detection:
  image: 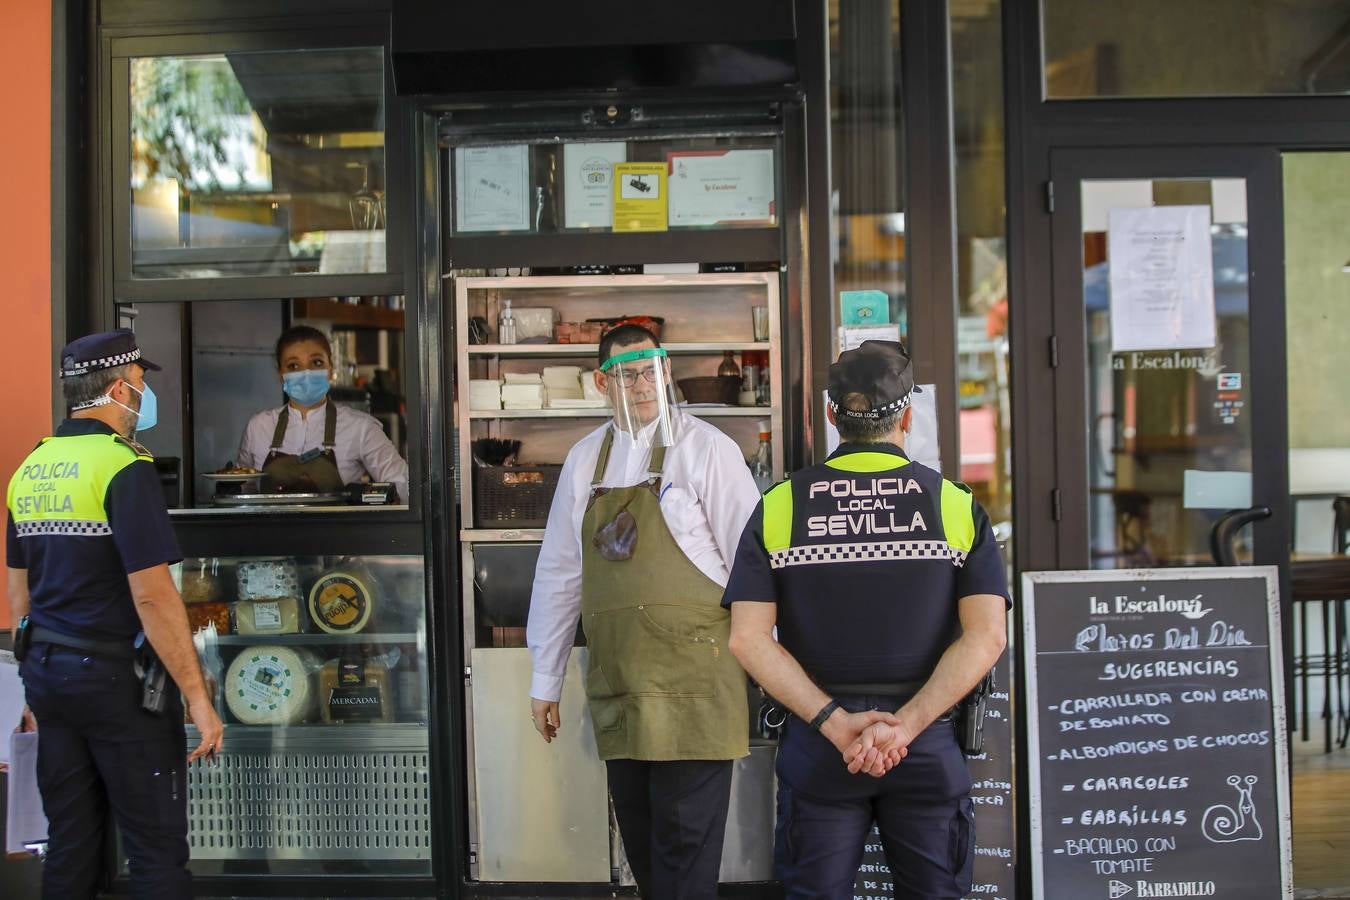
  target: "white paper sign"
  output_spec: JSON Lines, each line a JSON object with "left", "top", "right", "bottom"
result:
{"left": 7, "top": 731, "right": 48, "bottom": 853}
{"left": 0, "top": 653, "right": 22, "bottom": 766}
{"left": 454, "top": 145, "right": 531, "bottom": 233}
{"left": 1107, "top": 205, "right": 1217, "bottom": 352}
{"left": 668, "top": 149, "right": 775, "bottom": 227}
{"left": 838, "top": 324, "right": 902, "bottom": 355}
{"left": 823, "top": 385, "right": 940, "bottom": 472}
{"left": 563, "top": 142, "right": 626, "bottom": 229}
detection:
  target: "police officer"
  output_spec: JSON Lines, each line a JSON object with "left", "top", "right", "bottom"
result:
{"left": 6, "top": 329, "right": 223, "bottom": 899}
{"left": 723, "top": 340, "right": 1009, "bottom": 900}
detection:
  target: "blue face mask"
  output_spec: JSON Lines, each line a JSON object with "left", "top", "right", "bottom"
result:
{"left": 283, "top": 369, "right": 332, "bottom": 406}
{"left": 109, "top": 381, "right": 157, "bottom": 433}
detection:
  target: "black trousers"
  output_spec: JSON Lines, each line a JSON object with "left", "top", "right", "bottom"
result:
{"left": 774, "top": 696, "right": 975, "bottom": 900}
{"left": 20, "top": 644, "right": 192, "bottom": 900}
{"left": 606, "top": 759, "right": 734, "bottom": 900}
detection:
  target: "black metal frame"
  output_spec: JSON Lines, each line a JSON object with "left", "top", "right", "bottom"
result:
{"left": 74, "top": 4, "right": 448, "bottom": 897}
{"left": 1000, "top": 2, "right": 1350, "bottom": 895}
{"left": 899, "top": 0, "right": 961, "bottom": 474}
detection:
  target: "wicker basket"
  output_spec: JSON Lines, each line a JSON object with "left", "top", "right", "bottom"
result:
{"left": 678, "top": 376, "right": 741, "bottom": 405}
{"left": 473, "top": 464, "right": 563, "bottom": 528}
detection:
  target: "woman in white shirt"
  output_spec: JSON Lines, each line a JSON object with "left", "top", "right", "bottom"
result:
{"left": 236, "top": 325, "right": 409, "bottom": 501}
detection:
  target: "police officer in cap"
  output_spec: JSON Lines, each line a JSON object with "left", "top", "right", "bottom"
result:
{"left": 723, "top": 340, "right": 1010, "bottom": 900}
{"left": 6, "top": 329, "right": 223, "bottom": 899}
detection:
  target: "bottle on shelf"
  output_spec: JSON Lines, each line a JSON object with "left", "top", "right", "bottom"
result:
{"left": 748, "top": 421, "right": 774, "bottom": 492}
{"left": 718, "top": 351, "right": 741, "bottom": 378}
{"left": 499, "top": 298, "right": 517, "bottom": 345}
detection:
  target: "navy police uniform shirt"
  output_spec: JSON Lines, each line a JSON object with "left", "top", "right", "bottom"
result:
{"left": 6, "top": 419, "right": 181, "bottom": 639}
{"left": 722, "top": 442, "right": 1009, "bottom": 686}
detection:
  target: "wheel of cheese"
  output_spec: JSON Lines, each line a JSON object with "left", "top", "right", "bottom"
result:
{"left": 308, "top": 570, "right": 376, "bottom": 635}
{"left": 225, "top": 646, "right": 317, "bottom": 725}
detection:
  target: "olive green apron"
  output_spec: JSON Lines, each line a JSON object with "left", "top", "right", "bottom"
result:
{"left": 580, "top": 428, "right": 749, "bottom": 761}
{"left": 262, "top": 402, "right": 345, "bottom": 493}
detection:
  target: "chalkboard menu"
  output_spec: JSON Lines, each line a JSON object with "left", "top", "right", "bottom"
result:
{"left": 853, "top": 648, "right": 1016, "bottom": 900}
{"left": 1024, "top": 568, "right": 1291, "bottom": 900}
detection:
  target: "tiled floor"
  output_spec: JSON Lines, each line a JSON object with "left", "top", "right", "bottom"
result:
{"left": 1293, "top": 737, "right": 1350, "bottom": 899}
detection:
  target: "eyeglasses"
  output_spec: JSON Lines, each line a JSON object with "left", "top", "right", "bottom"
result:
{"left": 614, "top": 367, "right": 661, "bottom": 388}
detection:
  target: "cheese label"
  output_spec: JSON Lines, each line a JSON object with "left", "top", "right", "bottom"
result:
{"left": 235, "top": 655, "right": 292, "bottom": 713}
{"left": 327, "top": 686, "right": 384, "bottom": 722}
{"left": 252, "top": 601, "right": 282, "bottom": 630}
{"left": 310, "top": 573, "right": 372, "bottom": 633}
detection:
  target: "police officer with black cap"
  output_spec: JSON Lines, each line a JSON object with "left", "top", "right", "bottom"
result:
{"left": 723, "top": 340, "right": 1010, "bottom": 900}
{"left": 6, "top": 329, "right": 223, "bottom": 899}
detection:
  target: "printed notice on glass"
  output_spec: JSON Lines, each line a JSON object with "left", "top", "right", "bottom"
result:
{"left": 1023, "top": 568, "right": 1292, "bottom": 900}
{"left": 667, "top": 149, "right": 775, "bottom": 227}
{"left": 454, "top": 145, "right": 530, "bottom": 233}
{"left": 1108, "top": 205, "right": 1217, "bottom": 352}
{"left": 612, "top": 162, "right": 668, "bottom": 233}
{"left": 563, "top": 142, "right": 626, "bottom": 229}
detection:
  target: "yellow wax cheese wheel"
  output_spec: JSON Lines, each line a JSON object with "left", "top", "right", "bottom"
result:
{"left": 308, "top": 570, "right": 375, "bottom": 635}
{"left": 225, "top": 646, "right": 317, "bottom": 726}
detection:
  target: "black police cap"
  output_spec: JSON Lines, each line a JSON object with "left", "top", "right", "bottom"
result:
{"left": 827, "top": 340, "right": 923, "bottom": 420}
{"left": 59, "top": 329, "right": 161, "bottom": 379}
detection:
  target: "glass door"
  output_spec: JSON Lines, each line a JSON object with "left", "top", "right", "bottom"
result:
{"left": 1047, "top": 148, "right": 1288, "bottom": 573}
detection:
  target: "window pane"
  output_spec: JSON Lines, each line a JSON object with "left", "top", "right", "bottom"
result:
{"left": 953, "top": 0, "right": 1011, "bottom": 532}
{"left": 1079, "top": 180, "right": 1251, "bottom": 568}
{"left": 130, "top": 48, "right": 386, "bottom": 278}
{"left": 830, "top": 0, "right": 908, "bottom": 340}
{"left": 1044, "top": 0, "right": 1350, "bottom": 98}
{"left": 116, "top": 296, "right": 410, "bottom": 509}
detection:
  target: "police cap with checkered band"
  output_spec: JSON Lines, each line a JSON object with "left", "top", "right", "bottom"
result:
{"left": 826, "top": 339, "right": 922, "bottom": 421}
{"left": 59, "top": 329, "right": 161, "bottom": 379}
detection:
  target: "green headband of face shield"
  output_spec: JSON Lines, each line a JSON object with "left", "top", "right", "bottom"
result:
{"left": 599, "top": 347, "right": 668, "bottom": 372}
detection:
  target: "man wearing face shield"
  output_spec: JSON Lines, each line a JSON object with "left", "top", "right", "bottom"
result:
{"left": 6, "top": 329, "right": 223, "bottom": 899}
{"left": 525, "top": 324, "right": 761, "bottom": 899}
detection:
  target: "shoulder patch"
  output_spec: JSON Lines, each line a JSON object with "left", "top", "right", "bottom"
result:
{"left": 113, "top": 434, "right": 154, "bottom": 460}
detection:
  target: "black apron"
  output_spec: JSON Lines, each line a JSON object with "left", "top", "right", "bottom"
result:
{"left": 262, "top": 402, "right": 344, "bottom": 493}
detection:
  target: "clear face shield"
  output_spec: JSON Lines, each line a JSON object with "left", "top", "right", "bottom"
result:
{"left": 599, "top": 347, "right": 681, "bottom": 447}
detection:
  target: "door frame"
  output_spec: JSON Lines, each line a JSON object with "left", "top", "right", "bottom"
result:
{"left": 1045, "top": 146, "right": 1289, "bottom": 576}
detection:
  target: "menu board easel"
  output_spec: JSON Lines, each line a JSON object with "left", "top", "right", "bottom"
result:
{"left": 1023, "top": 568, "right": 1291, "bottom": 900}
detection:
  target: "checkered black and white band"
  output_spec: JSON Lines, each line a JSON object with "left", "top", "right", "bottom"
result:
{"left": 829, "top": 390, "right": 912, "bottom": 421}
{"left": 61, "top": 348, "right": 142, "bottom": 378}
{"left": 15, "top": 520, "right": 114, "bottom": 537}
{"left": 769, "top": 540, "right": 967, "bottom": 570}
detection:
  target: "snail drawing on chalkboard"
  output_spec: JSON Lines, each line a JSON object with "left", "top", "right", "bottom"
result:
{"left": 1201, "top": 775, "right": 1263, "bottom": 843}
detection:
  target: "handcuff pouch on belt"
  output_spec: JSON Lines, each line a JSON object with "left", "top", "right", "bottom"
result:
{"left": 133, "top": 631, "right": 168, "bottom": 716}
{"left": 13, "top": 615, "right": 33, "bottom": 662}
{"left": 957, "top": 669, "right": 995, "bottom": 756}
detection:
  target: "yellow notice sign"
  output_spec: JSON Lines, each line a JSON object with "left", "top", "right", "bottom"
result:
{"left": 612, "top": 163, "right": 668, "bottom": 232}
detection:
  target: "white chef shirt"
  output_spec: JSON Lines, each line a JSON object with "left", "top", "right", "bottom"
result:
{"left": 526, "top": 414, "right": 761, "bottom": 702}
{"left": 237, "top": 401, "right": 410, "bottom": 501}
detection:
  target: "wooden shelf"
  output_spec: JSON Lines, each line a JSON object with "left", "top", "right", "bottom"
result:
{"left": 468, "top": 342, "right": 769, "bottom": 357}
{"left": 292, "top": 298, "right": 404, "bottom": 329}
{"left": 468, "top": 407, "right": 771, "bottom": 420}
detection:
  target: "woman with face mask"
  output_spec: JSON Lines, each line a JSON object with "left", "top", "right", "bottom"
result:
{"left": 235, "top": 325, "right": 409, "bottom": 502}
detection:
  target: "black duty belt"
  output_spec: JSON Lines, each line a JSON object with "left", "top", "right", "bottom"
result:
{"left": 30, "top": 626, "right": 134, "bottom": 659}
{"left": 821, "top": 681, "right": 925, "bottom": 698}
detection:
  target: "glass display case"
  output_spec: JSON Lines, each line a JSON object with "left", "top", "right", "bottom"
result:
{"left": 172, "top": 553, "right": 430, "bottom": 876}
